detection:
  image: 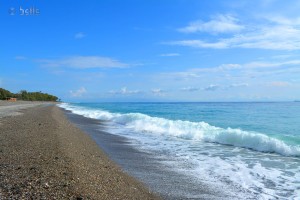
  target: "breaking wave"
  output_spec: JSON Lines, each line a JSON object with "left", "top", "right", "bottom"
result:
{"left": 59, "top": 103, "right": 300, "bottom": 157}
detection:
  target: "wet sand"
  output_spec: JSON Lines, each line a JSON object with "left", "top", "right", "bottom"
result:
{"left": 0, "top": 102, "right": 159, "bottom": 199}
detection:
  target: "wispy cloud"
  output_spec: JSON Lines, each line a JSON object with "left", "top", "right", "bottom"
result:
{"left": 38, "top": 56, "right": 129, "bottom": 69}
{"left": 268, "top": 81, "right": 291, "bottom": 87}
{"left": 189, "top": 59, "right": 300, "bottom": 74}
{"left": 180, "top": 87, "right": 200, "bottom": 92}
{"left": 170, "top": 14, "right": 300, "bottom": 50}
{"left": 162, "top": 71, "right": 201, "bottom": 80}
{"left": 151, "top": 88, "right": 167, "bottom": 96}
{"left": 271, "top": 54, "right": 295, "bottom": 60}
{"left": 159, "top": 53, "right": 180, "bottom": 57}
{"left": 109, "top": 87, "right": 141, "bottom": 95}
{"left": 242, "top": 60, "right": 300, "bottom": 68}
{"left": 178, "top": 14, "right": 244, "bottom": 34}
{"left": 168, "top": 40, "right": 228, "bottom": 49}
{"left": 70, "top": 87, "right": 87, "bottom": 97}
{"left": 203, "top": 84, "right": 220, "bottom": 91}
{"left": 158, "top": 58, "right": 300, "bottom": 91}
{"left": 74, "top": 32, "right": 86, "bottom": 39}
{"left": 228, "top": 83, "right": 249, "bottom": 88}
{"left": 180, "top": 84, "right": 248, "bottom": 92}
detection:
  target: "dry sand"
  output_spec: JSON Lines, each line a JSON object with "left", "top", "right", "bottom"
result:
{"left": 0, "top": 101, "right": 46, "bottom": 118}
{"left": 0, "top": 102, "right": 159, "bottom": 199}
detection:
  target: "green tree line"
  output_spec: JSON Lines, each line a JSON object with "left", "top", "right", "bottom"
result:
{"left": 0, "top": 88, "right": 59, "bottom": 101}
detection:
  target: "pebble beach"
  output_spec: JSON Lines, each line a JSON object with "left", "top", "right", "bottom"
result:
{"left": 0, "top": 101, "right": 159, "bottom": 199}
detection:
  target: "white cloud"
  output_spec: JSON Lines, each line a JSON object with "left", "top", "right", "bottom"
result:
{"left": 231, "top": 24, "right": 300, "bottom": 50}
{"left": 263, "top": 15, "right": 300, "bottom": 26}
{"left": 159, "top": 53, "right": 180, "bottom": 57}
{"left": 70, "top": 87, "right": 87, "bottom": 97}
{"left": 151, "top": 88, "right": 167, "bottom": 96}
{"left": 204, "top": 84, "right": 219, "bottom": 91}
{"left": 163, "top": 71, "right": 202, "bottom": 80}
{"left": 109, "top": 87, "right": 141, "bottom": 95}
{"left": 171, "top": 15, "right": 300, "bottom": 50}
{"left": 228, "top": 83, "right": 249, "bottom": 88}
{"left": 180, "top": 84, "right": 248, "bottom": 93}
{"left": 161, "top": 58, "right": 300, "bottom": 83}
{"left": 243, "top": 60, "right": 300, "bottom": 68}
{"left": 38, "top": 56, "right": 128, "bottom": 69}
{"left": 75, "top": 32, "right": 86, "bottom": 39}
{"left": 178, "top": 14, "right": 244, "bottom": 34}
{"left": 190, "top": 59, "right": 300, "bottom": 74}
{"left": 218, "top": 63, "right": 241, "bottom": 70}
{"left": 168, "top": 40, "right": 228, "bottom": 49}
{"left": 181, "top": 84, "right": 248, "bottom": 92}
{"left": 180, "top": 87, "right": 200, "bottom": 92}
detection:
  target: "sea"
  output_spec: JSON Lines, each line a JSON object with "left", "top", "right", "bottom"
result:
{"left": 59, "top": 102, "right": 300, "bottom": 199}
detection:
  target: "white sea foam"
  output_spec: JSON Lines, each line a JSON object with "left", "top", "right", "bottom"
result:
{"left": 59, "top": 103, "right": 300, "bottom": 199}
{"left": 59, "top": 103, "right": 300, "bottom": 157}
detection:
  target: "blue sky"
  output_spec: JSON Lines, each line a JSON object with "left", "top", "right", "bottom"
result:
{"left": 1, "top": 0, "right": 300, "bottom": 102}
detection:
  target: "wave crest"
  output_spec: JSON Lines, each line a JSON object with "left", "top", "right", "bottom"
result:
{"left": 59, "top": 103, "right": 300, "bottom": 156}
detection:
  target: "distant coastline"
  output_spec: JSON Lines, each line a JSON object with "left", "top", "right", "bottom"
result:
{"left": 0, "top": 88, "right": 59, "bottom": 102}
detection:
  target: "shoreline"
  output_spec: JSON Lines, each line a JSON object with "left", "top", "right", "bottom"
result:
{"left": 61, "top": 102, "right": 300, "bottom": 199}
{"left": 0, "top": 102, "right": 159, "bottom": 199}
{"left": 63, "top": 106, "right": 234, "bottom": 200}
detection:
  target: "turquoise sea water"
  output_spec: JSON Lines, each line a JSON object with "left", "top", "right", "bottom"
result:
{"left": 60, "top": 102, "right": 300, "bottom": 199}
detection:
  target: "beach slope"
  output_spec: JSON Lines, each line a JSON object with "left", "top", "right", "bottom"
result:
{"left": 0, "top": 103, "right": 158, "bottom": 199}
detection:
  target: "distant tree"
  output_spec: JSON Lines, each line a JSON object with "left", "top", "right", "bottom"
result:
{"left": 20, "top": 90, "right": 29, "bottom": 100}
{"left": 0, "top": 88, "right": 13, "bottom": 100}
{"left": 0, "top": 88, "right": 59, "bottom": 102}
